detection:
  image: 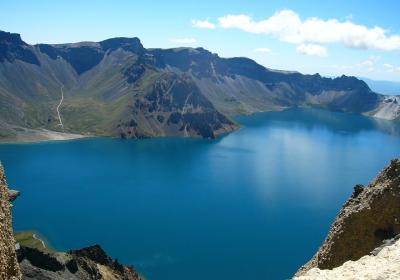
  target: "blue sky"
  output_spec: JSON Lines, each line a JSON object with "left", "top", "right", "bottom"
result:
{"left": 1, "top": 0, "right": 400, "bottom": 81}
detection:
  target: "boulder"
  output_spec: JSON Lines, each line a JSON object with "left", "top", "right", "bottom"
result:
{"left": 8, "top": 189, "right": 20, "bottom": 202}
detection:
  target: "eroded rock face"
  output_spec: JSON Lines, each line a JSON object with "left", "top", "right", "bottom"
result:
{"left": 117, "top": 73, "right": 238, "bottom": 139}
{"left": 2, "top": 30, "right": 394, "bottom": 143}
{"left": 0, "top": 164, "right": 22, "bottom": 280}
{"left": 18, "top": 245, "right": 143, "bottom": 280}
{"left": 297, "top": 159, "right": 400, "bottom": 275}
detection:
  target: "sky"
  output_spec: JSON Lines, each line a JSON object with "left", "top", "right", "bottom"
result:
{"left": 1, "top": 0, "right": 400, "bottom": 82}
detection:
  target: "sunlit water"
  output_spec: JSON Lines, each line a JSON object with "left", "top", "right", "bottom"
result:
{"left": 1, "top": 108, "right": 400, "bottom": 280}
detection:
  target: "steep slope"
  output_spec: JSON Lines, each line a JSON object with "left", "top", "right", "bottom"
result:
{"left": 149, "top": 47, "right": 381, "bottom": 116}
{"left": 0, "top": 164, "right": 22, "bottom": 280}
{"left": 60, "top": 50, "right": 238, "bottom": 138}
{"left": 296, "top": 159, "right": 400, "bottom": 276}
{"left": 0, "top": 30, "right": 396, "bottom": 142}
{"left": 0, "top": 31, "right": 237, "bottom": 140}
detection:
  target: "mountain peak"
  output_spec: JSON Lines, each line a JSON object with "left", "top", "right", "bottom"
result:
{"left": 0, "top": 30, "right": 39, "bottom": 65}
{"left": 100, "top": 37, "right": 144, "bottom": 53}
{"left": 35, "top": 36, "right": 144, "bottom": 75}
{"left": 0, "top": 30, "right": 25, "bottom": 45}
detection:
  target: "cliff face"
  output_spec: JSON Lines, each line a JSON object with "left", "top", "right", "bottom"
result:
{"left": 0, "top": 164, "right": 22, "bottom": 280}
{"left": 1, "top": 30, "right": 396, "bottom": 142}
{"left": 296, "top": 159, "right": 400, "bottom": 276}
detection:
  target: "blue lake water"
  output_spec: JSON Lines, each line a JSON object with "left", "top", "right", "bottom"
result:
{"left": 1, "top": 108, "right": 400, "bottom": 280}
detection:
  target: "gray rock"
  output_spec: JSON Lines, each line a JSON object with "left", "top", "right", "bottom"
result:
{"left": 8, "top": 189, "right": 20, "bottom": 202}
{"left": 18, "top": 245, "right": 143, "bottom": 280}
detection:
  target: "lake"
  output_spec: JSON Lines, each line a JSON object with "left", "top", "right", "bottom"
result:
{"left": 1, "top": 108, "right": 400, "bottom": 280}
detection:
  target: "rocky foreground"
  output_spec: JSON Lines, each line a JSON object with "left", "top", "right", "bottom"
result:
{"left": 0, "top": 165, "right": 21, "bottom": 279}
{"left": 18, "top": 244, "right": 143, "bottom": 280}
{"left": 296, "top": 236, "right": 400, "bottom": 280}
{"left": 295, "top": 159, "right": 400, "bottom": 279}
{"left": 0, "top": 163, "right": 143, "bottom": 280}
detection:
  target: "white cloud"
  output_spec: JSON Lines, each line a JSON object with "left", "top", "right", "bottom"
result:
{"left": 369, "top": 55, "right": 381, "bottom": 63}
{"left": 383, "top": 63, "right": 400, "bottom": 73}
{"left": 218, "top": 10, "right": 400, "bottom": 51}
{"left": 296, "top": 44, "right": 327, "bottom": 57}
{"left": 191, "top": 19, "right": 215, "bottom": 29}
{"left": 254, "top": 47, "right": 272, "bottom": 53}
{"left": 356, "top": 56, "right": 380, "bottom": 71}
{"left": 170, "top": 38, "right": 197, "bottom": 44}
{"left": 361, "top": 60, "right": 374, "bottom": 67}
{"left": 330, "top": 64, "right": 354, "bottom": 71}
{"left": 330, "top": 57, "right": 400, "bottom": 76}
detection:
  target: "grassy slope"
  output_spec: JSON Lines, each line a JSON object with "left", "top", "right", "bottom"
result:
{"left": 14, "top": 231, "right": 52, "bottom": 252}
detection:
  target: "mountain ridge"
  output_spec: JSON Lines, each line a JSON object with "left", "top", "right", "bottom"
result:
{"left": 0, "top": 30, "right": 398, "bottom": 141}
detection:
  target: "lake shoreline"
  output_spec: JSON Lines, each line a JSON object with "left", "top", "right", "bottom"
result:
{"left": 0, "top": 125, "right": 238, "bottom": 144}
{"left": 1, "top": 107, "right": 400, "bottom": 145}
{"left": 0, "top": 128, "right": 90, "bottom": 144}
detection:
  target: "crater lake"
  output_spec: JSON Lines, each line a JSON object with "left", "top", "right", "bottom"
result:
{"left": 2, "top": 108, "right": 400, "bottom": 280}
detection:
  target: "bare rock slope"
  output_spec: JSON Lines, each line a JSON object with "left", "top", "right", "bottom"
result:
{"left": 296, "top": 235, "right": 400, "bottom": 280}
{"left": 296, "top": 159, "right": 400, "bottom": 276}
{"left": 18, "top": 244, "right": 143, "bottom": 280}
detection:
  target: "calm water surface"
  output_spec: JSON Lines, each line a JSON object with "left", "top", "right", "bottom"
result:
{"left": 1, "top": 108, "right": 400, "bottom": 280}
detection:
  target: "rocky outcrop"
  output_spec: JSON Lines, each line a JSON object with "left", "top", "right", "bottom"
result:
{"left": 296, "top": 159, "right": 400, "bottom": 276}
{"left": 0, "top": 163, "right": 22, "bottom": 280}
{"left": 372, "top": 96, "right": 400, "bottom": 120}
{"left": 18, "top": 244, "right": 143, "bottom": 280}
{"left": 296, "top": 235, "right": 400, "bottom": 280}
{"left": 8, "top": 189, "right": 20, "bottom": 202}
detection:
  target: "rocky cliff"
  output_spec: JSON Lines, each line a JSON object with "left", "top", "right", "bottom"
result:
{"left": 0, "top": 30, "right": 396, "bottom": 142}
{"left": 296, "top": 159, "right": 400, "bottom": 277}
{"left": 0, "top": 163, "right": 143, "bottom": 280}
{"left": 0, "top": 163, "right": 22, "bottom": 280}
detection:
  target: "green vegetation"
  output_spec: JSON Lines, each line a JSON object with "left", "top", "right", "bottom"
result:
{"left": 1, "top": 29, "right": 393, "bottom": 142}
{"left": 14, "top": 231, "right": 53, "bottom": 252}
